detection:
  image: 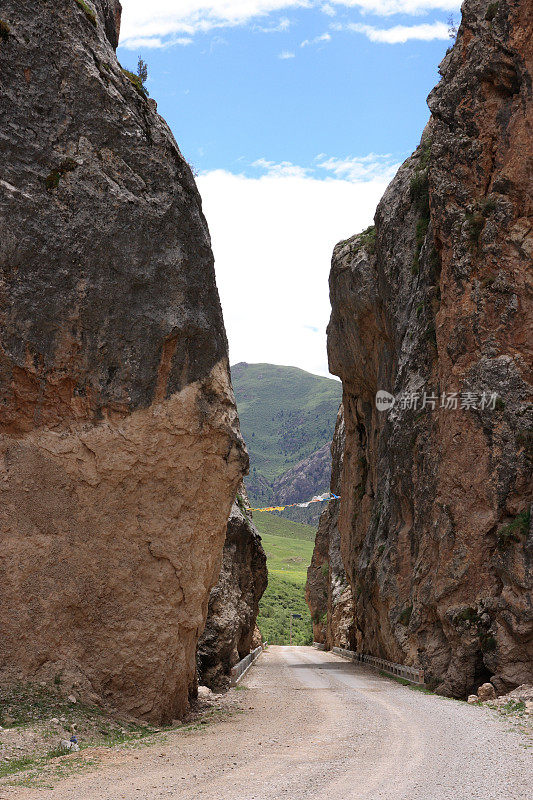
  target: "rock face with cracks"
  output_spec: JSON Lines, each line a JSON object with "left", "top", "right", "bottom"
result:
{"left": 198, "top": 492, "right": 268, "bottom": 690}
{"left": 0, "top": 0, "right": 247, "bottom": 723}
{"left": 325, "top": 0, "right": 532, "bottom": 696}
{"left": 306, "top": 406, "right": 356, "bottom": 649}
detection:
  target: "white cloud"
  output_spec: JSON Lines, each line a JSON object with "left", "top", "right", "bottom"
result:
{"left": 317, "top": 153, "right": 400, "bottom": 180}
{"left": 341, "top": 20, "right": 450, "bottom": 42}
{"left": 328, "top": 0, "right": 459, "bottom": 14}
{"left": 251, "top": 158, "right": 310, "bottom": 177}
{"left": 119, "top": 36, "right": 193, "bottom": 49}
{"left": 119, "top": 0, "right": 309, "bottom": 47}
{"left": 197, "top": 158, "right": 395, "bottom": 376}
{"left": 254, "top": 16, "right": 292, "bottom": 32}
{"left": 301, "top": 32, "right": 331, "bottom": 46}
{"left": 119, "top": 0, "right": 461, "bottom": 48}
{"left": 278, "top": 50, "right": 296, "bottom": 58}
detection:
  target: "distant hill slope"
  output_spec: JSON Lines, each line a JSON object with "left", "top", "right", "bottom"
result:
{"left": 231, "top": 363, "right": 342, "bottom": 517}
{"left": 254, "top": 512, "right": 315, "bottom": 645}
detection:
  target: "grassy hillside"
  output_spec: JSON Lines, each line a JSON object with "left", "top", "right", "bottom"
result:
{"left": 231, "top": 363, "right": 342, "bottom": 507}
{"left": 255, "top": 513, "right": 315, "bottom": 645}
{"left": 260, "top": 533, "right": 314, "bottom": 585}
{"left": 251, "top": 512, "right": 316, "bottom": 541}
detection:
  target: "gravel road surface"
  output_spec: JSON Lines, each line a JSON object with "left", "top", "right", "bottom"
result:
{"left": 2, "top": 646, "right": 531, "bottom": 799}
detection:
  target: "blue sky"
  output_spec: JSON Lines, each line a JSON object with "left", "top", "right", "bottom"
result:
{"left": 117, "top": 0, "right": 460, "bottom": 377}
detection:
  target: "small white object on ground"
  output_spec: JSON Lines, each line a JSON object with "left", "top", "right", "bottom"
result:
{"left": 67, "top": 695, "right": 77, "bottom": 704}
{"left": 59, "top": 739, "right": 80, "bottom": 752}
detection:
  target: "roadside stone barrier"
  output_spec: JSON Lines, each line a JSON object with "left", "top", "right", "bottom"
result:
{"left": 230, "top": 645, "right": 263, "bottom": 686}
{"left": 326, "top": 645, "right": 425, "bottom": 685}
{"left": 313, "top": 641, "right": 326, "bottom": 650}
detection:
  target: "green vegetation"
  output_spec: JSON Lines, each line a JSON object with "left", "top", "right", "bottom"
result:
{"left": 409, "top": 139, "right": 432, "bottom": 274}
{"left": 410, "top": 171, "right": 429, "bottom": 215}
{"left": 398, "top": 605, "right": 413, "bottom": 626}
{"left": 74, "top": 0, "right": 97, "bottom": 27}
{"left": 465, "top": 196, "right": 497, "bottom": 251}
{"left": 253, "top": 511, "right": 316, "bottom": 541}
{"left": 454, "top": 606, "right": 478, "bottom": 624}
{"left": 502, "top": 699, "right": 526, "bottom": 715}
{"left": 44, "top": 159, "right": 77, "bottom": 192}
{"left": 45, "top": 171, "right": 61, "bottom": 191}
{"left": 137, "top": 56, "right": 148, "bottom": 86}
{"left": 412, "top": 213, "right": 429, "bottom": 274}
{"left": 260, "top": 533, "right": 314, "bottom": 586}
{"left": 497, "top": 509, "right": 530, "bottom": 551}
{"left": 121, "top": 68, "right": 148, "bottom": 98}
{"left": 353, "top": 225, "right": 376, "bottom": 255}
{"left": 257, "top": 574, "right": 313, "bottom": 645}
{"left": 254, "top": 512, "right": 315, "bottom": 644}
{"left": 231, "top": 363, "right": 342, "bottom": 506}
{"left": 380, "top": 673, "right": 433, "bottom": 694}
{"left": 485, "top": 2, "right": 499, "bottom": 21}
{"left": 0, "top": 19, "right": 10, "bottom": 40}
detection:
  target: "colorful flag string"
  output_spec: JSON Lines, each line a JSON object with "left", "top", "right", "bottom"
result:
{"left": 248, "top": 493, "right": 340, "bottom": 513}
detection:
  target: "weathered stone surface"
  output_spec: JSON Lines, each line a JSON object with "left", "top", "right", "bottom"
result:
{"left": 306, "top": 406, "right": 355, "bottom": 648}
{"left": 0, "top": 0, "right": 247, "bottom": 723}
{"left": 326, "top": 0, "right": 532, "bottom": 697}
{"left": 272, "top": 443, "right": 332, "bottom": 525}
{"left": 477, "top": 682, "right": 497, "bottom": 701}
{"left": 198, "top": 493, "right": 267, "bottom": 690}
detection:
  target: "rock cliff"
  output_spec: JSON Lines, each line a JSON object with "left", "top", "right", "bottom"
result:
{"left": 198, "top": 490, "right": 267, "bottom": 690}
{"left": 0, "top": 0, "right": 247, "bottom": 723}
{"left": 325, "top": 0, "right": 532, "bottom": 696}
{"left": 306, "top": 406, "right": 356, "bottom": 648}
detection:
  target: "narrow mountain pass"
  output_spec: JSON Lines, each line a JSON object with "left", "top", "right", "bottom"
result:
{"left": 4, "top": 647, "right": 530, "bottom": 800}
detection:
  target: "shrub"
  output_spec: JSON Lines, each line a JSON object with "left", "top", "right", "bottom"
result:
{"left": 0, "top": 19, "right": 10, "bottom": 41}
{"left": 74, "top": 0, "right": 97, "bottom": 27}
{"left": 485, "top": 2, "right": 499, "bottom": 21}
{"left": 351, "top": 225, "right": 376, "bottom": 256}
{"left": 359, "top": 225, "right": 376, "bottom": 254}
{"left": 121, "top": 68, "right": 148, "bottom": 98}
{"left": 320, "top": 562, "right": 329, "bottom": 578}
{"left": 497, "top": 509, "right": 530, "bottom": 550}
{"left": 480, "top": 633, "right": 496, "bottom": 652}
{"left": 398, "top": 605, "right": 413, "bottom": 626}
{"left": 44, "top": 158, "right": 78, "bottom": 192}
{"left": 412, "top": 215, "right": 429, "bottom": 273}
{"left": 45, "top": 171, "right": 61, "bottom": 191}
{"left": 455, "top": 606, "right": 478, "bottom": 624}
{"left": 410, "top": 171, "right": 430, "bottom": 215}
{"left": 466, "top": 211, "right": 485, "bottom": 248}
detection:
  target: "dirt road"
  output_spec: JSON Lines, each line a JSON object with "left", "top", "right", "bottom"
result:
{"left": 3, "top": 646, "right": 531, "bottom": 799}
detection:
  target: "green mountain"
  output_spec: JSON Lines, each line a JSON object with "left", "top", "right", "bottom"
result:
{"left": 231, "top": 363, "right": 342, "bottom": 512}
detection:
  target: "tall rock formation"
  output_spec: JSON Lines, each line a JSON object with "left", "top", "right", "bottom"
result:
{"left": 306, "top": 406, "right": 356, "bottom": 649}
{"left": 198, "top": 490, "right": 267, "bottom": 690}
{"left": 0, "top": 0, "right": 247, "bottom": 723}
{"left": 324, "top": 0, "right": 532, "bottom": 696}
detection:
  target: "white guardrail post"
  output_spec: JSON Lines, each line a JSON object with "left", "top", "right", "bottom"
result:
{"left": 327, "top": 646, "right": 424, "bottom": 686}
